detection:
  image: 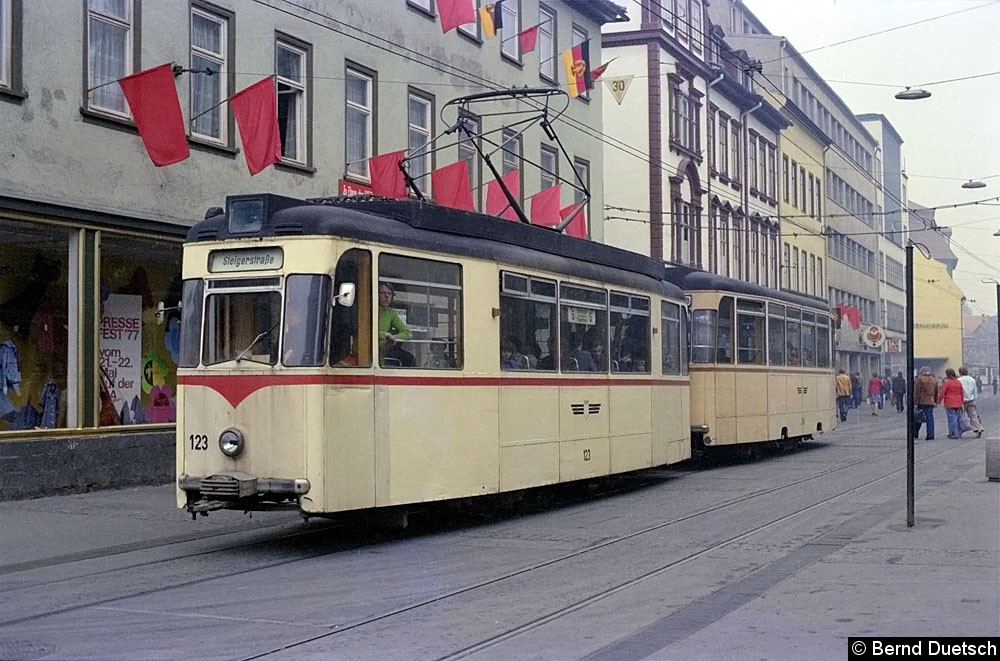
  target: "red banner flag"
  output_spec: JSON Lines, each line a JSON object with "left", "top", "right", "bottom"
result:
{"left": 486, "top": 170, "right": 520, "bottom": 221}
{"left": 117, "top": 64, "right": 189, "bottom": 167}
{"left": 562, "top": 40, "right": 593, "bottom": 98}
{"left": 438, "top": 0, "right": 476, "bottom": 33}
{"left": 369, "top": 151, "right": 408, "bottom": 199}
{"left": 230, "top": 77, "right": 282, "bottom": 175}
{"left": 530, "top": 185, "right": 561, "bottom": 225}
{"left": 431, "top": 161, "right": 474, "bottom": 211}
{"left": 560, "top": 203, "right": 587, "bottom": 239}
{"left": 591, "top": 57, "right": 617, "bottom": 82}
{"left": 519, "top": 25, "right": 539, "bottom": 54}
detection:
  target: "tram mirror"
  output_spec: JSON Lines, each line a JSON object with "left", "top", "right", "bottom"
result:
{"left": 334, "top": 282, "right": 356, "bottom": 308}
{"left": 155, "top": 301, "right": 181, "bottom": 325}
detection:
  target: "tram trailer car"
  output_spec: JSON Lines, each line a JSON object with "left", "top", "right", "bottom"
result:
{"left": 176, "top": 194, "right": 693, "bottom": 517}
{"left": 662, "top": 267, "right": 836, "bottom": 455}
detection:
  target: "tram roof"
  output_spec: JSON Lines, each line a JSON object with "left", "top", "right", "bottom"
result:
{"left": 662, "top": 265, "right": 830, "bottom": 312}
{"left": 191, "top": 194, "right": 685, "bottom": 301}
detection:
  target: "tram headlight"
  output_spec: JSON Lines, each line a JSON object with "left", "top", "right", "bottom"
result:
{"left": 218, "top": 428, "right": 245, "bottom": 457}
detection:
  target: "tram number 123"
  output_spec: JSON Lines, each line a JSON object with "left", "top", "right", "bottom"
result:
{"left": 189, "top": 434, "right": 209, "bottom": 451}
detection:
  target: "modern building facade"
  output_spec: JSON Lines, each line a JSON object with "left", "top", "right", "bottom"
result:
{"left": 0, "top": 0, "right": 625, "bottom": 496}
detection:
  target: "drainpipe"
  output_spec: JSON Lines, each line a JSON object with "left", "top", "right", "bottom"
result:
{"left": 741, "top": 100, "right": 762, "bottom": 282}
{"left": 706, "top": 70, "right": 724, "bottom": 272}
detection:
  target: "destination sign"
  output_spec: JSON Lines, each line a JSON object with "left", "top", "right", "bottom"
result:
{"left": 208, "top": 247, "right": 283, "bottom": 273}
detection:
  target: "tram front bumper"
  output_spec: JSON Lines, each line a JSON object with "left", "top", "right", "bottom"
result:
{"left": 179, "top": 472, "right": 310, "bottom": 512}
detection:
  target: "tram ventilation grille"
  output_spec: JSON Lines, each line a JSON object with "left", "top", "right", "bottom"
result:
{"left": 571, "top": 403, "right": 602, "bottom": 415}
{"left": 797, "top": 387, "right": 809, "bottom": 394}
{"left": 274, "top": 223, "right": 305, "bottom": 236}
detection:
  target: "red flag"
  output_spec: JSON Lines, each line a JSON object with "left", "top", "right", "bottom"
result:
{"left": 369, "top": 151, "right": 407, "bottom": 199}
{"left": 519, "top": 25, "right": 539, "bottom": 54}
{"left": 530, "top": 185, "right": 561, "bottom": 225}
{"left": 562, "top": 40, "right": 592, "bottom": 98}
{"left": 117, "top": 64, "right": 189, "bottom": 167}
{"left": 431, "top": 161, "right": 474, "bottom": 211}
{"left": 438, "top": 0, "right": 476, "bottom": 33}
{"left": 843, "top": 305, "right": 861, "bottom": 329}
{"left": 486, "top": 170, "right": 520, "bottom": 221}
{"left": 591, "top": 57, "right": 617, "bottom": 81}
{"left": 230, "top": 77, "right": 282, "bottom": 175}
{"left": 560, "top": 203, "right": 587, "bottom": 239}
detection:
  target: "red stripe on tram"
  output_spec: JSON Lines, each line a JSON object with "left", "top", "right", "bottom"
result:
{"left": 178, "top": 373, "right": 687, "bottom": 407}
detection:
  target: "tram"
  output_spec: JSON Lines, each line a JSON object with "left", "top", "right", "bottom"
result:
{"left": 662, "top": 267, "right": 835, "bottom": 454}
{"left": 175, "top": 194, "right": 692, "bottom": 517}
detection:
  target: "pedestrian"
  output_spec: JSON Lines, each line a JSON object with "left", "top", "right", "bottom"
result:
{"left": 891, "top": 371, "right": 906, "bottom": 412}
{"left": 867, "top": 373, "right": 883, "bottom": 415}
{"left": 938, "top": 367, "right": 965, "bottom": 439}
{"left": 914, "top": 366, "right": 938, "bottom": 440}
{"left": 958, "top": 366, "right": 985, "bottom": 438}
{"left": 881, "top": 373, "right": 892, "bottom": 409}
{"left": 835, "top": 369, "right": 852, "bottom": 422}
{"left": 993, "top": 375, "right": 998, "bottom": 396}
{"left": 851, "top": 372, "right": 862, "bottom": 409}
{"left": 975, "top": 375, "right": 983, "bottom": 396}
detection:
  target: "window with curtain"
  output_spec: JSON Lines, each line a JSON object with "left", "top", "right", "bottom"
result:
{"left": 87, "top": 0, "right": 133, "bottom": 115}
{"left": 276, "top": 37, "right": 309, "bottom": 164}
{"left": 573, "top": 157, "right": 590, "bottom": 236}
{"left": 538, "top": 5, "right": 556, "bottom": 82}
{"left": 0, "top": 0, "right": 10, "bottom": 89}
{"left": 540, "top": 144, "right": 558, "bottom": 190}
{"left": 190, "top": 6, "right": 229, "bottom": 143}
{"left": 408, "top": 91, "right": 433, "bottom": 197}
{"left": 345, "top": 66, "right": 373, "bottom": 180}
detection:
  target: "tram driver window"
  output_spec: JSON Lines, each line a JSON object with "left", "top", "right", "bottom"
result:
{"left": 690, "top": 309, "right": 716, "bottom": 364}
{"left": 716, "top": 296, "right": 734, "bottom": 364}
{"left": 378, "top": 254, "right": 462, "bottom": 369}
{"left": 499, "top": 272, "right": 557, "bottom": 371}
{"left": 661, "top": 301, "right": 683, "bottom": 375}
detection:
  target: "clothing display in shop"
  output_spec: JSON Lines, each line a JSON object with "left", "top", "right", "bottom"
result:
{"left": 39, "top": 379, "right": 59, "bottom": 429}
{"left": 0, "top": 255, "right": 61, "bottom": 337}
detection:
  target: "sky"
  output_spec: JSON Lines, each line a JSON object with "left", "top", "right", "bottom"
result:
{"left": 740, "top": 0, "right": 1000, "bottom": 316}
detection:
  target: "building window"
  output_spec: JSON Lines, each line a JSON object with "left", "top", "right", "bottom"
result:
{"left": 345, "top": 66, "right": 373, "bottom": 180}
{"left": 190, "top": 5, "right": 230, "bottom": 143}
{"left": 502, "top": 127, "right": 523, "bottom": 207}
{"left": 573, "top": 157, "right": 590, "bottom": 237}
{"left": 790, "top": 160, "right": 798, "bottom": 208}
{"left": 457, "top": 113, "right": 481, "bottom": 210}
{"left": 669, "top": 77, "right": 698, "bottom": 154}
{"left": 729, "top": 122, "right": 740, "bottom": 183}
{"left": 86, "top": 0, "right": 135, "bottom": 116}
{"left": 457, "top": 3, "right": 479, "bottom": 40}
{"left": 689, "top": 1, "right": 703, "bottom": 53}
{"left": 747, "top": 133, "right": 758, "bottom": 191}
{"left": 540, "top": 144, "right": 559, "bottom": 190}
{"left": 767, "top": 145, "right": 776, "bottom": 199}
{"left": 276, "top": 37, "right": 309, "bottom": 165}
{"left": 501, "top": 0, "right": 521, "bottom": 62}
{"left": 407, "top": 0, "right": 433, "bottom": 13}
{"left": 718, "top": 114, "right": 729, "bottom": 175}
{"left": 0, "top": 0, "right": 8, "bottom": 88}
{"left": 707, "top": 106, "right": 716, "bottom": 171}
{"left": 719, "top": 214, "right": 730, "bottom": 277}
{"left": 539, "top": 4, "right": 556, "bottom": 82}
{"left": 782, "top": 154, "right": 789, "bottom": 202}
{"left": 0, "top": 0, "right": 21, "bottom": 94}
{"left": 408, "top": 90, "right": 434, "bottom": 197}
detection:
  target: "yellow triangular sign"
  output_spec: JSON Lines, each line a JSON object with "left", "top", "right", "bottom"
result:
{"left": 603, "top": 75, "right": 634, "bottom": 105}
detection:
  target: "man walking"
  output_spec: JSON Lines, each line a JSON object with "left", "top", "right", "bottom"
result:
{"left": 958, "top": 366, "right": 985, "bottom": 438}
{"left": 835, "top": 369, "right": 852, "bottom": 422}
{"left": 914, "top": 366, "right": 938, "bottom": 440}
{"left": 892, "top": 371, "right": 906, "bottom": 412}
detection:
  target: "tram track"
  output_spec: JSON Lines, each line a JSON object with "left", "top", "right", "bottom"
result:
{"left": 0, "top": 438, "right": 957, "bottom": 656}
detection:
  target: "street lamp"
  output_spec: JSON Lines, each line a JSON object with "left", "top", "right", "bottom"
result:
{"left": 895, "top": 86, "right": 931, "bottom": 100}
{"left": 962, "top": 179, "right": 987, "bottom": 189}
{"left": 906, "top": 241, "right": 932, "bottom": 527}
{"left": 981, "top": 277, "right": 1000, "bottom": 387}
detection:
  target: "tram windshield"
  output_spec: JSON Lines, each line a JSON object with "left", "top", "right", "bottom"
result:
{"left": 200, "top": 278, "right": 282, "bottom": 366}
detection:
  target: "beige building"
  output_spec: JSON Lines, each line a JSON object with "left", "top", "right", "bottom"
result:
{"left": 914, "top": 257, "right": 965, "bottom": 372}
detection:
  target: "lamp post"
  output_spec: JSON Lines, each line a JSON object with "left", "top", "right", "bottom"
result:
{"left": 981, "top": 277, "right": 1000, "bottom": 386}
{"left": 905, "top": 241, "right": 915, "bottom": 526}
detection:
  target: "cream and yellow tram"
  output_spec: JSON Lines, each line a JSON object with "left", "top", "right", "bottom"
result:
{"left": 176, "top": 194, "right": 691, "bottom": 517}
{"left": 662, "top": 267, "right": 835, "bottom": 454}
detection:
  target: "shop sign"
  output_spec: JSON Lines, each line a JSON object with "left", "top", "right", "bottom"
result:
{"left": 885, "top": 338, "right": 901, "bottom": 353}
{"left": 208, "top": 247, "right": 283, "bottom": 273}
{"left": 339, "top": 179, "right": 374, "bottom": 196}
{"left": 861, "top": 324, "right": 887, "bottom": 348}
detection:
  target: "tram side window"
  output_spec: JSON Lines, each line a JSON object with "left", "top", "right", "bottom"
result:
{"left": 681, "top": 306, "right": 689, "bottom": 375}
{"left": 178, "top": 279, "right": 205, "bottom": 367}
{"left": 736, "top": 299, "right": 765, "bottom": 365}
{"left": 378, "top": 254, "right": 462, "bottom": 369}
{"left": 690, "top": 309, "right": 716, "bottom": 364}
{"left": 785, "top": 308, "right": 801, "bottom": 366}
{"left": 716, "top": 296, "right": 734, "bottom": 364}
{"left": 499, "top": 272, "right": 557, "bottom": 370}
{"left": 560, "top": 283, "right": 607, "bottom": 372}
{"left": 661, "top": 301, "right": 682, "bottom": 375}
{"left": 800, "top": 312, "right": 816, "bottom": 367}
{"left": 331, "top": 249, "right": 373, "bottom": 367}
{"left": 610, "top": 292, "right": 650, "bottom": 373}
{"left": 282, "top": 275, "right": 331, "bottom": 367}
{"left": 203, "top": 280, "right": 282, "bottom": 366}
{"left": 768, "top": 304, "right": 785, "bottom": 366}
{"left": 816, "top": 315, "right": 831, "bottom": 368}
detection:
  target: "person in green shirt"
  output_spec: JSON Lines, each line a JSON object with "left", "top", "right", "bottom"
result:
{"left": 378, "top": 281, "right": 414, "bottom": 366}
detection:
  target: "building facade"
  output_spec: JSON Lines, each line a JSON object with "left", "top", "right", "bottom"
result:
{"left": 0, "top": 0, "right": 624, "bottom": 496}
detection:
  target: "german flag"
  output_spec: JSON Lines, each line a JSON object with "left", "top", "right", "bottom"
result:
{"left": 479, "top": 0, "right": 504, "bottom": 39}
{"left": 562, "top": 40, "right": 592, "bottom": 98}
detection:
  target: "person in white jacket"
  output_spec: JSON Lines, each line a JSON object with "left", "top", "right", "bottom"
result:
{"left": 958, "top": 366, "right": 985, "bottom": 438}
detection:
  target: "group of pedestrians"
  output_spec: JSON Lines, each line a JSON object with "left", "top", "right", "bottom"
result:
{"left": 836, "top": 365, "right": 987, "bottom": 441}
